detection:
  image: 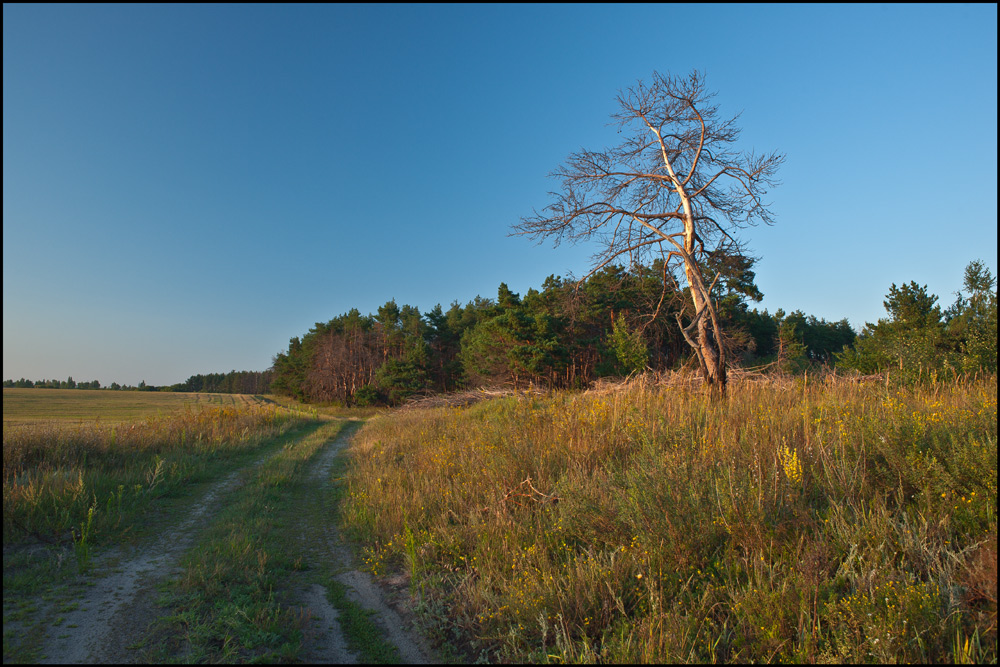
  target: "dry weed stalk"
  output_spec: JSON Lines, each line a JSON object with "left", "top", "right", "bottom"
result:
{"left": 478, "top": 477, "right": 559, "bottom": 518}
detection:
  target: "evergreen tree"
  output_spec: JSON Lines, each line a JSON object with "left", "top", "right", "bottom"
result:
{"left": 607, "top": 315, "right": 649, "bottom": 375}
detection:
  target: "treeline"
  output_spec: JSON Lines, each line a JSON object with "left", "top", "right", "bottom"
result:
{"left": 168, "top": 371, "right": 273, "bottom": 394}
{"left": 8, "top": 262, "right": 993, "bottom": 404}
{"left": 272, "top": 259, "right": 996, "bottom": 406}
{"left": 4, "top": 370, "right": 272, "bottom": 395}
{"left": 270, "top": 259, "right": 858, "bottom": 406}
{"left": 3, "top": 377, "right": 104, "bottom": 390}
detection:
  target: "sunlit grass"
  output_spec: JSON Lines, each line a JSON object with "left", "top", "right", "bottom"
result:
{"left": 161, "top": 420, "right": 346, "bottom": 663}
{"left": 2, "top": 387, "right": 262, "bottom": 426}
{"left": 3, "top": 402, "right": 302, "bottom": 546}
{"left": 342, "top": 374, "right": 997, "bottom": 662}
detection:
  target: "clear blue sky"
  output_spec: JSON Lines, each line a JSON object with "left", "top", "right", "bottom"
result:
{"left": 4, "top": 4, "right": 997, "bottom": 386}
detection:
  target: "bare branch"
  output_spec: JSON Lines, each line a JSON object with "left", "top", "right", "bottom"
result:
{"left": 515, "top": 70, "right": 783, "bottom": 391}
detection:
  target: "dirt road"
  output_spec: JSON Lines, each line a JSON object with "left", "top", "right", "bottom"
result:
{"left": 16, "top": 419, "right": 434, "bottom": 664}
{"left": 36, "top": 459, "right": 263, "bottom": 664}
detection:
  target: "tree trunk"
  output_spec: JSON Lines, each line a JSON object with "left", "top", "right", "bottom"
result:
{"left": 656, "top": 128, "right": 728, "bottom": 395}
{"left": 678, "top": 203, "right": 727, "bottom": 394}
{"left": 683, "top": 260, "right": 727, "bottom": 393}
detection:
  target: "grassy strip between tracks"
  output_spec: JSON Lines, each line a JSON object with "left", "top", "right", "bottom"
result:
{"left": 320, "top": 432, "right": 402, "bottom": 664}
{"left": 153, "top": 419, "right": 341, "bottom": 662}
{"left": 321, "top": 576, "right": 401, "bottom": 663}
{"left": 153, "top": 418, "right": 400, "bottom": 663}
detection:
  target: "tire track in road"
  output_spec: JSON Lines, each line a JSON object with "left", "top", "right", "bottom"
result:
{"left": 35, "top": 418, "right": 434, "bottom": 664}
{"left": 36, "top": 426, "right": 316, "bottom": 664}
{"left": 293, "top": 420, "right": 436, "bottom": 664}
{"left": 296, "top": 583, "right": 357, "bottom": 664}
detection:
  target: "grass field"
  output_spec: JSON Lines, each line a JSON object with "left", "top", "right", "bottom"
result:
{"left": 3, "top": 390, "right": 300, "bottom": 547}
{"left": 342, "top": 374, "right": 998, "bottom": 663}
{"left": 2, "top": 388, "right": 263, "bottom": 427}
{"left": 5, "top": 379, "right": 995, "bottom": 663}
{"left": 3, "top": 390, "right": 312, "bottom": 661}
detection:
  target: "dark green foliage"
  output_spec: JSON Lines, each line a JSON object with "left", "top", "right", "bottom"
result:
{"left": 4, "top": 377, "right": 107, "bottom": 390}
{"left": 271, "top": 335, "right": 315, "bottom": 400}
{"left": 458, "top": 283, "right": 570, "bottom": 388}
{"left": 270, "top": 262, "right": 756, "bottom": 403}
{"left": 774, "top": 311, "right": 810, "bottom": 373}
{"left": 774, "top": 310, "right": 856, "bottom": 366}
{"left": 607, "top": 316, "right": 649, "bottom": 375}
{"left": 734, "top": 308, "right": 779, "bottom": 359}
{"left": 374, "top": 353, "right": 430, "bottom": 405}
{"left": 837, "top": 261, "right": 997, "bottom": 377}
{"left": 173, "top": 370, "right": 273, "bottom": 394}
{"left": 706, "top": 251, "right": 765, "bottom": 305}
{"left": 352, "top": 384, "right": 381, "bottom": 407}
{"left": 267, "top": 260, "right": 994, "bottom": 404}
{"left": 949, "top": 260, "right": 998, "bottom": 373}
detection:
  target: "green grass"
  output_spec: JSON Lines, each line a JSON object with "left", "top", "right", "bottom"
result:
{"left": 3, "top": 399, "right": 308, "bottom": 663}
{"left": 5, "top": 391, "right": 408, "bottom": 664}
{"left": 321, "top": 577, "right": 400, "bottom": 663}
{"left": 317, "top": 428, "right": 404, "bottom": 663}
{"left": 341, "top": 373, "right": 997, "bottom": 663}
{"left": 263, "top": 393, "right": 385, "bottom": 420}
{"left": 154, "top": 419, "right": 352, "bottom": 663}
{"left": 4, "top": 402, "right": 303, "bottom": 547}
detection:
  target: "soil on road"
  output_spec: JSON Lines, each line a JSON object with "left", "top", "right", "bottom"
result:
{"left": 13, "top": 419, "right": 435, "bottom": 664}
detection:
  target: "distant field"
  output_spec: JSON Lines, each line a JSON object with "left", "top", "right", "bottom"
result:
{"left": 2, "top": 388, "right": 265, "bottom": 426}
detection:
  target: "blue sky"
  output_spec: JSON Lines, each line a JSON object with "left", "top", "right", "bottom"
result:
{"left": 3, "top": 4, "right": 997, "bottom": 386}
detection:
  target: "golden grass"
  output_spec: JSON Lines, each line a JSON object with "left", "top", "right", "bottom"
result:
{"left": 341, "top": 374, "right": 997, "bottom": 662}
{"left": 2, "top": 388, "right": 264, "bottom": 427}
{"left": 3, "top": 400, "right": 301, "bottom": 545}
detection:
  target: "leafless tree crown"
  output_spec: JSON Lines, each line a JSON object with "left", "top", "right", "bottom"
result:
{"left": 514, "top": 70, "right": 784, "bottom": 391}
{"left": 514, "top": 70, "right": 784, "bottom": 279}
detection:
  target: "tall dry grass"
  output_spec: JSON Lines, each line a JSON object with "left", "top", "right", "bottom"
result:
{"left": 342, "top": 374, "right": 997, "bottom": 662}
{"left": 3, "top": 404, "right": 301, "bottom": 544}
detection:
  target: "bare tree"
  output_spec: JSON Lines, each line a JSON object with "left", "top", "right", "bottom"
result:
{"left": 514, "top": 70, "right": 784, "bottom": 392}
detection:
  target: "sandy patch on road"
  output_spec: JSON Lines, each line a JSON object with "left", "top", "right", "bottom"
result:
{"left": 296, "top": 584, "right": 357, "bottom": 664}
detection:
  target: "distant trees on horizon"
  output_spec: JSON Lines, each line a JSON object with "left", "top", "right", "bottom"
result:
{"left": 3, "top": 370, "right": 273, "bottom": 395}
{"left": 170, "top": 370, "right": 273, "bottom": 394}
{"left": 4, "top": 376, "right": 100, "bottom": 390}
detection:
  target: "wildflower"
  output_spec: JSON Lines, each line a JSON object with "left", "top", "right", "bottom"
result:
{"left": 779, "top": 443, "right": 802, "bottom": 485}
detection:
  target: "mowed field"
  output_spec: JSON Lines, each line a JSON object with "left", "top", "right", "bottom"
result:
{"left": 2, "top": 388, "right": 265, "bottom": 427}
